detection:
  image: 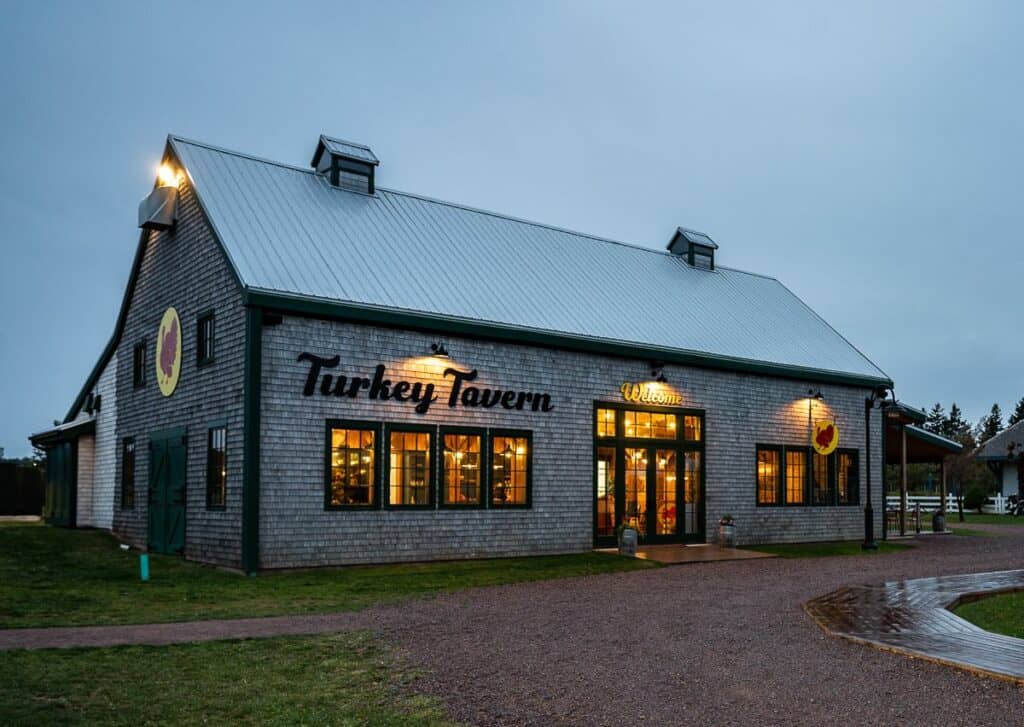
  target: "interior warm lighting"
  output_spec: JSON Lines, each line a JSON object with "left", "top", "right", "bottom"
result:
{"left": 156, "top": 163, "right": 183, "bottom": 189}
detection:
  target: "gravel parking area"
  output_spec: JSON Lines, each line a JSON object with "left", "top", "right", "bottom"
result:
{"left": 372, "top": 527, "right": 1024, "bottom": 725}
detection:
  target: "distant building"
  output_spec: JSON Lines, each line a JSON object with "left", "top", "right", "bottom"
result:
{"left": 975, "top": 420, "right": 1024, "bottom": 497}
{"left": 33, "top": 133, "right": 900, "bottom": 573}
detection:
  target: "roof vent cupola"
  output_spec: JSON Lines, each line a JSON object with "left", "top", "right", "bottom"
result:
{"left": 311, "top": 135, "right": 379, "bottom": 195}
{"left": 667, "top": 227, "right": 718, "bottom": 270}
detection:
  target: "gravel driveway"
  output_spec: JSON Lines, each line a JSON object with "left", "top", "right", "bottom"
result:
{"left": 368, "top": 526, "right": 1024, "bottom": 726}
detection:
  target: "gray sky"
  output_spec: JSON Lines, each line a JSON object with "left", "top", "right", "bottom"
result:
{"left": 2, "top": 1, "right": 1021, "bottom": 457}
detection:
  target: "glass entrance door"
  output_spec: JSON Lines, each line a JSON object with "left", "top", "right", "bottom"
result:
{"left": 593, "top": 405, "right": 705, "bottom": 547}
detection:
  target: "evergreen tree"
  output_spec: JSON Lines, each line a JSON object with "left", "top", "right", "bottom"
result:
{"left": 979, "top": 403, "right": 1003, "bottom": 442}
{"left": 944, "top": 403, "right": 968, "bottom": 438}
{"left": 1009, "top": 397, "right": 1024, "bottom": 427}
{"left": 925, "top": 402, "right": 945, "bottom": 433}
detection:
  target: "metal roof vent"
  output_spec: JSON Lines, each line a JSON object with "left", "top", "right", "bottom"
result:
{"left": 138, "top": 163, "right": 182, "bottom": 231}
{"left": 311, "top": 135, "right": 379, "bottom": 195}
{"left": 667, "top": 227, "right": 718, "bottom": 270}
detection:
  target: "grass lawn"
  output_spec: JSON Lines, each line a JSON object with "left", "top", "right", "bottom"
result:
{"left": 944, "top": 512, "right": 1024, "bottom": 526}
{"left": 0, "top": 632, "right": 454, "bottom": 726}
{"left": 0, "top": 523, "right": 655, "bottom": 629}
{"left": 745, "top": 540, "right": 911, "bottom": 558}
{"left": 954, "top": 590, "right": 1024, "bottom": 639}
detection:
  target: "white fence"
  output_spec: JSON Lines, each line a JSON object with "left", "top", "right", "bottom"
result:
{"left": 886, "top": 493, "right": 1009, "bottom": 515}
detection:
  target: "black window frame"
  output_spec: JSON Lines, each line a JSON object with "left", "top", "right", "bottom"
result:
{"left": 836, "top": 448, "right": 860, "bottom": 506}
{"left": 384, "top": 423, "right": 436, "bottom": 510}
{"left": 439, "top": 426, "right": 487, "bottom": 509}
{"left": 811, "top": 449, "right": 834, "bottom": 506}
{"left": 196, "top": 310, "right": 216, "bottom": 368}
{"left": 488, "top": 428, "right": 533, "bottom": 509}
{"left": 132, "top": 342, "right": 146, "bottom": 389}
{"left": 324, "top": 419, "right": 381, "bottom": 510}
{"left": 121, "top": 437, "right": 135, "bottom": 509}
{"left": 755, "top": 444, "right": 783, "bottom": 507}
{"left": 205, "top": 424, "right": 227, "bottom": 510}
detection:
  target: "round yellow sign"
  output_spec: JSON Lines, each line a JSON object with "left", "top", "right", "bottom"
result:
{"left": 813, "top": 420, "right": 839, "bottom": 456}
{"left": 155, "top": 307, "right": 182, "bottom": 397}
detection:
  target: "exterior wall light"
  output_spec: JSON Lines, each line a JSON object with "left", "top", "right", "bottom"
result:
{"left": 430, "top": 342, "right": 450, "bottom": 358}
{"left": 156, "top": 163, "right": 183, "bottom": 189}
{"left": 808, "top": 388, "right": 824, "bottom": 401}
{"left": 650, "top": 360, "right": 667, "bottom": 383}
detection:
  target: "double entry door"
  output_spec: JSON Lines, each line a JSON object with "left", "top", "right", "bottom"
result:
{"left": 596, "top": 445, "right": 703, "bottom": 545}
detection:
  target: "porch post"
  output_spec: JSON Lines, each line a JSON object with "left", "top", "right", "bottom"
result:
{"left": 940, "top": 457, "right": 947, "bottom": 516}
{"left": 900, "top": 423, "right": 907, "bottom": 537}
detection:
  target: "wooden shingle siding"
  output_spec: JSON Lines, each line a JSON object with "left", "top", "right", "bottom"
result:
{"left": 259, "top": 317, "right": 883, "bottom": 568}
{"left": 112, "top": 176, "right": 246, "bottom": 568}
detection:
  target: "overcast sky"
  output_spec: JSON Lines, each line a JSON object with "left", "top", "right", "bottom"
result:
{"left": 1, "top": 1, "right": 1021, "bottom": 456}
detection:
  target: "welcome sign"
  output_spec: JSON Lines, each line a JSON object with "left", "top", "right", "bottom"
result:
{"left": 620, "top": 382, "right": 682, "bottom": 406}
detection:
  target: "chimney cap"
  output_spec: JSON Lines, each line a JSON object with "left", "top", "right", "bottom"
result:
{"left": 311, "top": 135, "right": 379, "bottom": 169}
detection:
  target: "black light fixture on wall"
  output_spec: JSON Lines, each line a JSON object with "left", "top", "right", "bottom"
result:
{"left": 650, "top": 360, "right": 668, "bottom": 383}
{"left": 430, "top": 342, "right": 450, "bottom": 359}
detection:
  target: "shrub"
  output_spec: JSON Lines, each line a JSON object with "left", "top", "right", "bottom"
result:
{"left": 963, "top": 485, "right": 988, "bottom": 513}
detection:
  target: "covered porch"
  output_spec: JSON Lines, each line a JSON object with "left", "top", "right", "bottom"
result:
{"left": 883, "top": 402, "right": 964, "bottom": 536}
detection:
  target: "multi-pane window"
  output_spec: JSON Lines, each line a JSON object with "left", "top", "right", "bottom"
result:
{"left": 785, "top": 450, "right": 807, "bottom": 504}
{"left": 683, "top": 415, "right": 701, "bottom": 441}
{"left": 490, "top": 432, "right": 530, "bottom": 506}
{"left": 328, "top": 425, "right": 376, "bottom": 507}
{"left": 596, "top": 408, "right": 616, "bottom": 438}
{"left": 197, "top": 312, "right": 215, "bottom": 366}
{"left": 389, "top": 429, "right": 432, "bottom": 506}
{"left": 121, "top": 438, "right": 135, "bottom": 508}
{"left": 132, "top": 343, "right": 145, "bottom": 388}
{"left": 206, "top": 426, "right": 227, "bottom": 508}
{"left": 812, "top": 452, "right": 830, "bottom": 505}
{"left": 757, "top": 448, "right": 780, "bottom": 505}
{"left": 442, "top": 431, "right": 482, "bottom": 506}
{"left": 837, "top": 450, "right": 859, "bottom": 505}
{"left": 623, "top": 410, "right": 677, "bottom": 439}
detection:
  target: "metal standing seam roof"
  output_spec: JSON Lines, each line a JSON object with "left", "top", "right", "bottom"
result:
{"left": 319, "top": 136, "right": 379, "bottom": 165}
{"left": 169, "top": 136, "right": 890, "bottom": 385}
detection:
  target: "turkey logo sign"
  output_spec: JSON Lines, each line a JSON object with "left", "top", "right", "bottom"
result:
{"left": 155, "top": 307, "right": 182, "bottom": 397}
{"left": 813, "top": 420, "right": 839, "bottom": 456}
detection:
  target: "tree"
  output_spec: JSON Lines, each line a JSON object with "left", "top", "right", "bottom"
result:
{"left": 946, "top": 427, "right": 979, "bottom": 523}
{"left": 1009, "top": 397, "right": 1024, "bottom": 427}
{"left": 979, "top": 403, "right": 1003, "bottom": 443}
{"left": 925, "top": 402, "right": 945, "bottom": 434}
{"left": 944, "top": 403, "right": 969, "bottom": 438}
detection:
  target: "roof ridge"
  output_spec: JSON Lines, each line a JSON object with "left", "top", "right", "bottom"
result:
{"left": 170, "top": 134, "right": 778, "bottom": 281}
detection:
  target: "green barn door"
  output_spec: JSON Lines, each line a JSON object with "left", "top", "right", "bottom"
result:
{"left": 46, "top": 442, "right": 76, "bottom": 528}
{"left": 148, "top": 430, "right": 187, "bottom": 555}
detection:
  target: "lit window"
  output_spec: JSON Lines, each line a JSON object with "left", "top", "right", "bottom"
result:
{"left": 623, "top": 410, "right": 678, "bottom": 439}
{"left": 442, "top": 430, "right": 482, "bottom": 506}
{"left": 490, "top": 432, "right": 531, "bottom": 507}
{"left": 328, "top": 425, "right": 376, "bottom": 507}
{"left": 683, "top": 415, "right": 701, "bottom": 441}
{"left": 206, "top": 426, "right": 227, "bottom": 508}
{"left": 197, "top": 312, "right": 215, "bottom": 366}
{"left": 389, "top": 429, "right": 432, "bottom": 507}
{"left": 812, "top": 452, "right": 830, "bottom": 505}
{"left": 756, "top": 448, "right": 780, "bottom": 505}
{"left": 132, "top": 343, "right": 146, "bottom": 388}
{"left": 837, "top": 451, "right": 859, "bottom": 505}
{"left": 596, "top": 408, "right": 616, "bottom": 437}
{"left": 786, "top": 450, "right": 807, "bottom": 505}
{"left": 121, "top": 438, "right": 135, "bottom": 508}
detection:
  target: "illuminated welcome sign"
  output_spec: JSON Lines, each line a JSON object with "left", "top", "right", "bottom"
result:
{"left": 620, "top": 382, "right": 682, "bottom": 406}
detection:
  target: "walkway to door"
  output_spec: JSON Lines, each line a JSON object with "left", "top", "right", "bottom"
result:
{"left": 805, "top": 569, "right": 1024, "bottom": 684}
{"left": 596, "top": 543, "right": 777, "bottom": 564}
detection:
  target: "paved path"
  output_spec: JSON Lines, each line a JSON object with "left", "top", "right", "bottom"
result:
{"left": 806, "top": 569, "right": 1024, "bottom": 684}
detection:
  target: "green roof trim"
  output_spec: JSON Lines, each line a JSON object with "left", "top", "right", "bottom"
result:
{"left": 242, "top": 288, "right": 894, "bottom": 389}
{"left": 904, "top": 425, "right": 964, "bottom": 454}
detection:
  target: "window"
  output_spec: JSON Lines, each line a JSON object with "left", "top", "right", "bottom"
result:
{"left": 812, "top": 451, "right": 831, "bottom": 505}
{"left": 683, "top": 415, "right": 701, "bottom": 441}
{"left": 785, "top": 449, "right": 807, "bottom": 504}
{"left": 121, "top": 438, "right": 135, "bottom": 508}
{"left": 490, "top": 431, "right": 531, "bottom": 507}
{"left": 197, "top": 312, "right": 215, "bottom": 366}
{"left": 441, "top": 429, "right": 483, "bottom": 507}
{"left": 623, "top": 410, "right": 677, "bottom": 439}
{"left": 132, "top": 343, "right": 146, "bottom": 388}
{"left": 596, "top": 408, "right": 616, "bottom": 438}
{"left": 327, "top": 423, "right": 377, "bottom": 508}
{"left": 837, "top": 450, "right": 859, "bottom": 505}
{"left": 387, "top": 427, "right": 433, "bottom": 507}
{"left": 756, "top": 447, "right": 781, "bottom": 505}
{"left": 206, "top": 426, "right": 227, "bottom": 508}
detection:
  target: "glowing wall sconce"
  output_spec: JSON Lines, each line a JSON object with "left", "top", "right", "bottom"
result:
{"left": 430, "top": 342, "right": 450, "bottom": 359}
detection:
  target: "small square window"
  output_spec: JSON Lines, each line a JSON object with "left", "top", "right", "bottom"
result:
{"left": 132, "top": 343, "right": 146, "bottom": 388}
{"left": 596, "top": 408, "right": 616, "bottom": 437}
{"left": 197, "top": 313, "right": 215, "bottom": 366}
